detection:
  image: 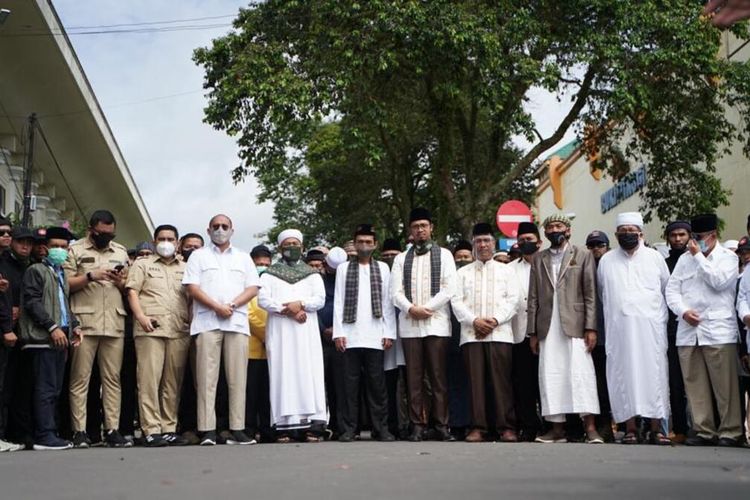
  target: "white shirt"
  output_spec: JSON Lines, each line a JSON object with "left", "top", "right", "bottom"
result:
{"left": 390, "top": 247, "right": 457, "bottom": 338}
{"left": 509, "top": 258, "right": 531, "bottom": 343}
{"left": 737, "top": 269, "right": 750, "bottom": 352}
{"left": 332, "top": 260, "right": 397, "bottom": 350}
{"left": 665, "top": 244, "right": 739, "bottom": 346}
{"left": 182, "top": 243, "right": 261, "bottom": 335}
{"left": 451, "top": 259, "right": 522, "bottom": 345}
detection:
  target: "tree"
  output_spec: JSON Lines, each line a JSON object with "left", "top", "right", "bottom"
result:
{"left": 194, "top": 0, "right": 750, "bottom": 242}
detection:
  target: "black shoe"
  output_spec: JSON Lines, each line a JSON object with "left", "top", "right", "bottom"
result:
{"left": 104, "top": 429, "right": 133, "bottom": 448}
{"left": 226, "top": 430, "right": 256, "bottom": 445}
{"left": 338, "top": 432, "right": 355, "bottom": 443}
{"left": 718, "top": 437, "right": 739, "bottom": 448}
{"left": 435, "top": 427, "right": 456, "bottom": 442}
{"left": 685, "top": 435, "right": 715, "bottom": 447}
{"left": 163, "top": 433, "right": 190, "bottom": 446}
{"left": 376, "top": 431, "right": 396, "bottom": 442}
{"left": 72, "top": 431, "right": 91, "bottom": 449}
{"left": 200, "top": 431, "right": 217, "bottom": 446}
{"left": 408, "top": 426, "right": 424, "bottom": 442}
{"left": 216, "top": 430, "right": 232, "bottom": 445}
{"left": 143, "top": 434, "right": 168, "bottom": 448}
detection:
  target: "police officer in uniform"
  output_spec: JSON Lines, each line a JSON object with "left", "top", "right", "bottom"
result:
{"left": 64, "top": 210, "right": 131, "bottom": 448}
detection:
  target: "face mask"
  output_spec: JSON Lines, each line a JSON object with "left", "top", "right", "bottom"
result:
{"left": 668, "top": 246, "right": 686, "bottom": 259}
{"left": 545, "top": 231, "right": 567, "bottom": 247}
{"left": 47, "top": 248, "right": 68, "bottom": 266}
{"left": 455, "top": 260, "right": 472, "bottom": 268}
{"left": 519, "top": 241, "right": 538, "bottom": 256}
{"left": 356, "top": 247, "right": 374, "bottom": 258}
{"left": 698, "top": 239, "right": 709, "bottom": 253}
{"left": 616, "top": 233, "right": 640, "bottom": 251}
{"left": 156, "top": 241, "right": 176, "bottom": 258}
{"left": 181, "top": 249, "right": 194, "bottom": 261}
{"left": 211, "top": 228, "right": 232, "bottom": 246}
{"left": 282, "top": 246, "right": 302, "bottom": 263}
{"left": 414, "top": 240, "right": 433, "bottom": 255}
{"left": 91, "top": 232, "right": 114, "bottom": 249}
{"left": 256, "top": 265, "right": 267, "bottom": 275}
{"left": 381, "top": 256, "right": 395, "bottom": 268}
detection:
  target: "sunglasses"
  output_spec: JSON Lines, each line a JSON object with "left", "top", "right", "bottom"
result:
{"left": 0, "top": 230, "right": 10, "bottom": 237}
{"left": 211, "top": 224, "right": 230, "bottom": 231}
{"left": 587, "top": 243, "right": 607, "bottom": 249}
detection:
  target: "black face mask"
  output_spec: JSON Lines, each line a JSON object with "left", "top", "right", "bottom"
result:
{"left": 181, "top": 249, "right": 194, "bottom": 262}
{"left": 381, "top": 256, "right": 395, "bottom": 268}
{"left": 617, "top": 233, "right": 640, "bottom": 250}
{"left": 519, "top": 241, "right": 538, "bottom": 256}
{"left": 545, "top": 231, "right": 567, "bottom": 247}
{"left": 91, "top": 232, "right": 114, "bottom": 250}
{"left": 668, "top": 246, "right": 687, "bottom": 259}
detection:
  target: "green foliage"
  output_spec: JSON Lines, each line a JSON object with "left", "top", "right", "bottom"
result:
{"left": 194, "top": 0, "right": 750, "bottom": 242}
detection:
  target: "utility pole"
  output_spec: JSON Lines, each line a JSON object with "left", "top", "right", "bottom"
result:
{"left": 21, "top": 113, "right": 36, "bottom": 227}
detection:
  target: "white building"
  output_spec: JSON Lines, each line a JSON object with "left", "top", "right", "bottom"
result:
{"left": 0, "top": 0, "right": 152, "bottom": 245}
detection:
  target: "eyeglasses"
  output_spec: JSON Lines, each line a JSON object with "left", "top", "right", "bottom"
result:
{"left": 211, "top": 224, "right": 230, "bottom": 231}
{"left": 587, "top": 243, "right": 607, "bottom": 249}
{"left": 0, "top": 230, "right": 10, "bottom": 237}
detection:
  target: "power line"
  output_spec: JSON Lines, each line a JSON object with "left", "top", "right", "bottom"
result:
{"left": 34, "top": 121, "right": 86, "bottom": 220}
{"left": 0, "top": 22, "right": 233, "bottom": 37}
{"left": 65, "top": 13, "right": 237, "bottom": 30}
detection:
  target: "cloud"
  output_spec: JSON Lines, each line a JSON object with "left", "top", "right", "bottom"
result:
{"left": 54, "top": 0, "right": 273, "bottom": 251}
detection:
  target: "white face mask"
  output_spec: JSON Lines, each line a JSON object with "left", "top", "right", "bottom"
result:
{"left": 211, "top": 228, "right": 232, "bottom": 245}
{"left": 156, "top": 241, "right": 176, "bottom": 258}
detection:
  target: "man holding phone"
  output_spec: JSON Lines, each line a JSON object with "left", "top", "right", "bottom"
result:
{"left": 64, "top": 210, "right": 131, "bottom": 448}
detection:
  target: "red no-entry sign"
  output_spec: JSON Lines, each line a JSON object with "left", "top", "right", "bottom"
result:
{"left": 496, "top": 200, "right": 533, "bottom": 237}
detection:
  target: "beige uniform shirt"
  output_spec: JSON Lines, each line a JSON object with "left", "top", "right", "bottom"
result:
{"left": 63, "top": 238, "right": 129, "bottom": 337}
{"left": 126, "top": 255, "right": 189, "bottom": 339}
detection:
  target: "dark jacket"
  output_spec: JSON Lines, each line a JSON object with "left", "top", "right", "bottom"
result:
{"left": 318, "top": 271, "right": 335, "bottom": 345}
{"left": 665, "top": 248, "right": 685, "bottom": 338}
{"left": 18, "top": 261, "right": 79, "bottom": 346}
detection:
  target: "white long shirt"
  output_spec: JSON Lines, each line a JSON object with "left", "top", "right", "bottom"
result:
{"left": 390, "top": 247, "right": 457, "bottom": 338}
{"left": 182, "top": 243, "right": 260, "bottom": 335}
{"left": 451, "top": 259, "right": 522, "bottom": 345}
{"left": 737, "top": 269, "right": 750, "bottom": 353}
{"left": 665, "top": 244, "right": 739, "bottom": 346}
{"left": 509, "top": 258, "right": 532, "bottom": 344}
{"left": 332, "top": 260, "right": 397, "bottom": 350}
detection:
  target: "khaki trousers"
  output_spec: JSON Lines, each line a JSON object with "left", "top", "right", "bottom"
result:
{"left": 679, "top": 343, "right": 743, "bottom": 440}
{"left": 195, "top": 330, "right": 248, "bottom": 432}
{"left": 462, "top": 342, "right": 516, "bottom": 432}
{"left": 69, "top": 335, "right": 124, "bottom": 431}
{"left": 135, "top": 336, "right": 191, "bottom": 435}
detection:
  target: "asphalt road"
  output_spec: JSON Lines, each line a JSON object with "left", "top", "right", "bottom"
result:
{"left": 1, "top": 440, "right": 748, "bottom": 500}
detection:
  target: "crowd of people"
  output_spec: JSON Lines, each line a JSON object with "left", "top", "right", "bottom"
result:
{"left": 0, "top": 206, "right": 749, "bottom": 452}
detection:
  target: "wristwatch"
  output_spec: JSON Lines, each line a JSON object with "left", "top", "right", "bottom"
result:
{"left": 229, "top": 302, "right": 237, "bottom": 310}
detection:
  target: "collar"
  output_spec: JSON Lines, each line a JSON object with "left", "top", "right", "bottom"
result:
{"left": 209, "top": 242, "right": 234, "bottom": 254}
{"left": 549, "top": 243, "right": 568, "bottom": 256}
{"left": 153, "top": 254, "right": 180, "bottom": 265}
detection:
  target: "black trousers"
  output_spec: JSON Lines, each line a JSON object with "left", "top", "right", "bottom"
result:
{"left": 245, "top": 359, "right": 273, "bottom": 442}
{"left": 322, "top": 344, "right": 346, "bottom": 434}
{"left": 4, "top": 346, "right": 34, "bottom": 445}
{"left": 667, "top": 336, "right": 689, "bottom": 435}
{"left": 32, "top": 348, "right": 66, "bottom": 442}
{"left": 592, "top": 345, "right": 612, "bottom": 432}
{"left": 0, "top": 345, "right": 8, "bottom": 438}
{"left": 511, "top": 338, "right": 541, "bottom": 439}
{"left": 118, "top": 336, "right": 137, "bottom": 436}
{"left": 177, "top": 343, "right": 198, "bottom": 433}
{"left": 385, "top": 366, "right": 407, "bottom": 437}
{"left": 342, "top": 348, "right": 388, "bottom": 436}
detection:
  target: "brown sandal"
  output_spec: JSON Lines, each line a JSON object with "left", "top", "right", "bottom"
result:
{"left": 649, "top": 431, "right": 671, "bottom": 446}
{"left": 276, "top": 435, "right": 292, "bottom": 444}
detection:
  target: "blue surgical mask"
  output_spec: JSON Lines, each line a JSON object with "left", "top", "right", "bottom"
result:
{"left": 256, "top": 265, "right": 267, "bottom": 275}
{"left": 698, "top": 239, "right": 708, "bottom": 253}
{"left": 47, "top": 248, "right": 68, "bottom": 266}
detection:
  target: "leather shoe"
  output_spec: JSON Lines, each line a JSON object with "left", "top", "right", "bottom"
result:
{"left": 435, "top": 427, "right": 456, "bottom": 442}
{"left": 337, "top": 432, "right": 354, "bottom": 443}
{"left": 465, "top": 429, "right": 484, "bottom": 443}
{"left": 685, "top": 435, "right": 715, "bottom": 447}
{"left": 717, "top": 437, "right": 739, "bottom": 448}
{"left": 376, "top": 432, "right": 396, "bottom": 442}
{"left": 500, "top": 430, "right": 519, "bottom": 443}
{"left": 408, "top": 426, "right": 424, "bottom": 442}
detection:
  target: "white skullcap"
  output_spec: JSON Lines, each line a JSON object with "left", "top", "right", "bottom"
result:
{"left": 311, "top": 245, "right": 330, "bottom": 256}
{"left": 325, "top": 247, "right": 348, "bottom": 269}
{"left": 723, "top": 240, "right": 739, "bottom": 251}
{"left": 615, "top": 212, "right": 644, "bottom": 229}
{"left": 277, "top": 229, "right": 303, "bottom": 246}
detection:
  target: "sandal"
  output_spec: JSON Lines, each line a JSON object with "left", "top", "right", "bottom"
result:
{"left": 305, "top": 433, "right": 322, "bottom": 443}
{"left": 622, "top": 432, "right": 638, "bottom": 444}
{"left": 276, "top": 435, "right": 292, "bottom": 444}
{"left": 649, "top": 431, "right": 671, "bottom": 446}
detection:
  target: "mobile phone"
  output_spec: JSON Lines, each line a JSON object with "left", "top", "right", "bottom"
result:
{"left": 114, "top": 264, "right": 125, "bottom": 272}
{"left": 150, "top": 320, "right": 160, "bottom": 328}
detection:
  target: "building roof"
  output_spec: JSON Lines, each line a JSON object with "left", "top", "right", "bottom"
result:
{"left": 544, "top": 138, "right": 581, "bottom": 162}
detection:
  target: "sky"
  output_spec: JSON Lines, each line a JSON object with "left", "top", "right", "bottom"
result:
{"left": 52, "top": 1, "right": 576, "bottom": 249}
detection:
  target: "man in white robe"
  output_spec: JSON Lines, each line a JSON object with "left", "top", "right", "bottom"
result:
{"left": 597, "top": 212, "right": 671, "bottom": 445}
{"left": 258, "top": 229, "right": 327, "bottom": 442}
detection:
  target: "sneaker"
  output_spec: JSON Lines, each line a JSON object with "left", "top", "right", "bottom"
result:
{"left": 104, "top": 429, "right": 133, "bottom": 448}
{"left": 200, "top": 431, "right": 217, "bottom": 446}
{"left": 226, "top": 430, "right": 256, "bottom": 445}
{"left": 33, "top": 436, "right": 73, "bottom": 451}
{"left": 0, "top": 438, "right": 25, "bottom": 452}
{"left": 143, "top": 434, "right": 168, "bottom": 448}
{"left": 163, "top": 433, "right": 190, "bottom": 446}
{"left": 72, "top": 431, "right": 91, "bottom": 449}
{"left": 534, "top": 430, "right": 567, "bottom": 444}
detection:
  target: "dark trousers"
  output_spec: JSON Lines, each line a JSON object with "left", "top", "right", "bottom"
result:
{"left": 511, "top": 338, "right": 541, "bottom": 439}
{"left": 245, "top": 359, "right": 273, "bottom": 442}
{"left": 0, "top": 346, "right": 8, "bottom": 438}
{"left": 385, "top": 366, "right": 407, "bottom": 437}
{"left": 402, "top": 336, "right": 449, "bottom": 428}
{"left": 447, "top": 349, "right": 470, "bottom": 430}
{"left": 463, "top": 342, "right": 515, "bottom": 432}
{"left": 668, "top": 336, "right": 689, "bottom": 435}
{"left": 32, "top": 348, "right": 66, "bottom": 442}
{"left": 177, "top": 343, "right": 198, "bottom": 433}
{"left": 342, "top": 348, "right": 388, "bottom": 436}
{"left": 322, "top": 344, "right": 346, "bottom": 434}
{"left": 592, "top": 345, "right": 612, "bottom": 432}
{"left": 4, "top": 347, "right": 34, "bottom": 445}
{"left": 118, "top": 337, "right": 137, "bottom": 436}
